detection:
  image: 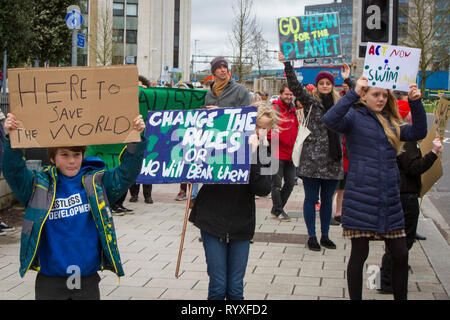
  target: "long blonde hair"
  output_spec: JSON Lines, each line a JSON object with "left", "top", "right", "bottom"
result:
{"left": 253, "top": 100, "right": 279, "bottom": 130}
{"left": 362, "top": 88, "right": 405, "bottom": 154}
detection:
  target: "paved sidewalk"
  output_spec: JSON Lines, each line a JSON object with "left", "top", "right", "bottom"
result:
{"left": 0, "top": 183, "right": 448, "bottom": 300}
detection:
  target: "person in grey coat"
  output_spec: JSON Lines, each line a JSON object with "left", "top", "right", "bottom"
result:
{"left": 204, "top": 56, "right": 251, "bottom": 108}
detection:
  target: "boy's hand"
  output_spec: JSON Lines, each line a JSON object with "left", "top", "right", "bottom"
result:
{"left": 278, "top": 51, "right": 286, "bottom": 62}
{"left": 408, "top": 83, "right": 421, "bottom": 101}
{"left": 205, "top": 105, "right": 219, "bottom": 110}
{"left": 4, "top": 113, "right": 19, "bottom": 134}
{"left": 133, "top": 115, "right": 145, "bottom": 133}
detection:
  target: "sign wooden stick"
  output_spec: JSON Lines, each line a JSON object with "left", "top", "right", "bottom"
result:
{"left": 175, "top": 183, "right": 193, "bottom": 278}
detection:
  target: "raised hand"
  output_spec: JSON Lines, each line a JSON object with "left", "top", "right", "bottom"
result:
{"left": 133, "top": 115, "right": 145, "bottom": 133}
{"left": 278, "top": 51, "right": 286, "bottom": 62}
{"left": 408, "top": 83, "right": 421, "bottom": 101}
{"left": 341, "top": 63, "right": 351, "bottom": 80}
{"left": 355, "top": 76, "right": 368, "bottom": 97}
{"left": 432, "top": 137, "right": 443, "bottom": 155}
{"left": 4, "top": 113, "right": 19, "bottom": 134}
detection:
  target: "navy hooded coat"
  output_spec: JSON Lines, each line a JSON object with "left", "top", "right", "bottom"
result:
{"left": 322, "top": 89, "right": 427, "bottom": 233}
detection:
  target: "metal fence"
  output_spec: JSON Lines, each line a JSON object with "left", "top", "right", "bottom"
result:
{"left": 0, "top": 93, "right": 9, "bottom": 115}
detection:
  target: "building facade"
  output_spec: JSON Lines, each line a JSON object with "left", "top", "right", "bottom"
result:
{"left": 305, "top": 0, "right": 354, "bottom": 65}
{"left": 78, "top": 0, "right": 191, "bottom": 83}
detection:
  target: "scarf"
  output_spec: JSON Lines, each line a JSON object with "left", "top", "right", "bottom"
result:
{"left": 320, "top": 93, "right": 342, "bottom": 161}
{"left": 212, "top": 75, "right": 230, "bottom": 98}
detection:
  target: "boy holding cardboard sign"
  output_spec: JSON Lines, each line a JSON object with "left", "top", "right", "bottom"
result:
{"left": 2, "top": 113, "right": 146, "bottom": 300}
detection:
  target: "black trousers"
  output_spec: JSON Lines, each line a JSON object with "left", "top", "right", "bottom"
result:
{"left": 271, "top": 159, "right": 296, "bottom": 215}
{"left": 35, "top": 272, "right": 101, "bottom": 300}
{"left": 380, "top": 193, "right": 419, "bottom": 290}
{"left": 130, "top": 183, "right": 152, "bottom": 198}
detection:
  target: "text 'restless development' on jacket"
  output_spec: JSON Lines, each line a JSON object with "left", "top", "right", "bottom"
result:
{"left": 283, "top": 61, "right": 343, "bottom": 180}
{"left": 1, "top": 136, "right": 146, "bottom": 278}
{"left": 322, "top": 89, "right": 427, "bottom": 233}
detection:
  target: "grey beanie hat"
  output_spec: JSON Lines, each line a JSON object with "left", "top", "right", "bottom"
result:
{"left": 210, "top": 56, "right": 228, "bottom": 74}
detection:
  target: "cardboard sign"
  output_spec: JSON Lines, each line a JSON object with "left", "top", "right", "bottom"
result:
{"left": 85, "top": 87, "right": 208, "bottom": 169}
{"left": 136, "top": 107, "right": 257, "bottom": 184}
{"left": 7, "top": 65, "right": 140, "bottom": 148}
{"left": 363, "top": 43, "right": 421, "bottom": 91}
{"left": 278, "top": 12, "right": 342, "bottom": 61}
{"left": 419, "top": 97, "right": 449, "bottom": 197}
{"left": 433, "top": 97, "right": 450, "bottom": 138}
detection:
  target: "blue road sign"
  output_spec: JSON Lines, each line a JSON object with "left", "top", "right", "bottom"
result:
{"left": 66, "top": 10, "right": 83, "bottom": 29}
{"left": 77, "top": 33, "right": 86, "bottom": 48}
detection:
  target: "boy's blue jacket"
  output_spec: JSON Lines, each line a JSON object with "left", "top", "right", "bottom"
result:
{"left": 1, "top": 137, "right": 146, "bottom": 278}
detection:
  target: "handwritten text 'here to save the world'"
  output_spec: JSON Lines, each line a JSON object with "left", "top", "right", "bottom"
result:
{"left": 8, "top": 65, "right": 140, "bottom": 148}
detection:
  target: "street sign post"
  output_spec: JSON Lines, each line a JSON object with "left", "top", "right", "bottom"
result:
{"left": 65, "top": 8, "right": 84, "bottom": 66}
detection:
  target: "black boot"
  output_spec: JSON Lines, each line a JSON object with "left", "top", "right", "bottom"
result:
{"left": 307, "top": 237, "right": 321, "bottom": 251}
{"left": 320, "top": 236, "right": 336, "bottom": 249}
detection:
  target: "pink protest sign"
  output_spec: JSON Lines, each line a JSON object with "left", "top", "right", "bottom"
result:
{"left": 362, "top": 43, "right": 421, "bottom": 92}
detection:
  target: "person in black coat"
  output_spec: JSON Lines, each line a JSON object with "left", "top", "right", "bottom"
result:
{"left": 379, "top": 93, "right": 443, "bottom": 293}
{"left": 188, "top": 102, "right": 275, "bottom": 300}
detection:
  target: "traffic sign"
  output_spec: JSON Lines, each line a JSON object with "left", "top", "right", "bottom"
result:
{"left": 77, "top": 33, "right": 86, "bottom": 49}
{"left": 66, "top": 10, "right": 83, "bottom": 29}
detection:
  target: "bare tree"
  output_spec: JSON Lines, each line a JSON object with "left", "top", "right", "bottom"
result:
{"left": 251, "top": 27, "right": 270, "bottom": 78}
{"left": 400, "top": 0, "right": 449, "bottom": 95}
{"left": 229, "top": 0, "right": 258, "bottom": 82}
{"left": 92, "top": 2, "right": 114, "bottom": 66}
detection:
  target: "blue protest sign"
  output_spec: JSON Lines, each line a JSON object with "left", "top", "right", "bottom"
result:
{"left": 136, "top": 107, "right": 257, "bottom": 184}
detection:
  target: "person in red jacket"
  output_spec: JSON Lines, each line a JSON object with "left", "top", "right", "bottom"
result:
{"left": 268, "top": 84, "right": 299, "bottom": 221}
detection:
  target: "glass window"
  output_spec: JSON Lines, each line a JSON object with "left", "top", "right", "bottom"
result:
{"left": 126, "top": 30, "right": 137, "bottom": 44}
{"left": 113, "top": 3, "right": 124, "bottom": 16}
{"left": 127, "top": 4, "right": 137, "bottom": 17}
{"left": 112, "top": 29, "right": 124, "bottom": 42}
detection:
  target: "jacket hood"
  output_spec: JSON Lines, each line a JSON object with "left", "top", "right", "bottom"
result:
{"left": 82, "top": 157, "right": 106, "bottom": 172}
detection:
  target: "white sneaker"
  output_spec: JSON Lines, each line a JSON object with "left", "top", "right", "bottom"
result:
{"left": 0, "top": 222, "right": 15, "bottom": 232}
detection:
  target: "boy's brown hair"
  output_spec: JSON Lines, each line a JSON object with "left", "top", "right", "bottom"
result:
{"left": 47, "top": 146, "right": 87, "bottom": 163}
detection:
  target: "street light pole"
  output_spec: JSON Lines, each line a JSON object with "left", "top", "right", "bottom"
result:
{"left": 194, "top": 39, "right": 199, "bottom": 80}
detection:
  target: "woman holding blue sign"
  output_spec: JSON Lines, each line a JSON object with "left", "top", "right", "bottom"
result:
{"left": 322, "top": 77, "right": 427, "bottom": 300}
{"left": 279, "top": 52, "right": 343, "bottom": 252}
{"left": 188, "top": 102, "right": 275, "bottom": 300}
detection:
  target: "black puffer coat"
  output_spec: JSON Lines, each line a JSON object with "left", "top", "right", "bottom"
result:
{"left": 189, "top": 148, "right": 271, "bottom": 241}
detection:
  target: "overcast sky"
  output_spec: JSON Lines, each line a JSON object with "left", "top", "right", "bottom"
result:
{"left": 191, "top": 0, "right": 329, "bottom": 71}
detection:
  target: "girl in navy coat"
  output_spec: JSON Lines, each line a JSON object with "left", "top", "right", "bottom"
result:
{"left": 322, "top": 77, "right": 427, "bottom": 300}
